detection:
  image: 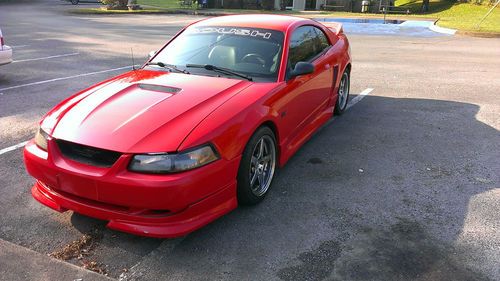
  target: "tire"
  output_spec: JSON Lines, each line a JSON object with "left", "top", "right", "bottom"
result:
{"left": 237, "top": 126, "right": 277, "bottom": 205}
{"left": 71, "top": 0, "right": 79, "bottom": 5}
{"left": 334, "top": 69, "right": 350, "bottom": 115}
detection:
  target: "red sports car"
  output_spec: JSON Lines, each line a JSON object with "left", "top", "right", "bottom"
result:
{"left": 24, "top": 15, "right": 351, "bottom": 238}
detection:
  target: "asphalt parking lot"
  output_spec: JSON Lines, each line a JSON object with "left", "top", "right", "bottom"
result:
{"left": 1, "top": 0, "right": 499, "bottom": 280}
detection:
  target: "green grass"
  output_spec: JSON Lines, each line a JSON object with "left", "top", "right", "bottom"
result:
{"left": 394, "top": 0, "right": 500, "bottom": 32}
{"left": 68, "top": 8, "right": 170, "bottom": 14}
{"left": 137, "top": 0, "right": 190, "bottom": 9}
{"left": 432, "top": 4, "right": 499, "bottom": 33}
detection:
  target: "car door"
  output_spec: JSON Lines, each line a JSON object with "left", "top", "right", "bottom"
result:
{"left": 279, "top": 25, "right": 333, "bottom": 148}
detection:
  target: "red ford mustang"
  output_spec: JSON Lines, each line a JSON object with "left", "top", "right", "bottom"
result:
{"left": 24, "top": 15, "right": 351, "bottom": 238}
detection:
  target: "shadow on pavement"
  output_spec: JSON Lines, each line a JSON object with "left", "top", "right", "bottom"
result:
{"left": 66, "top": 95, "right": 498, "bottom": 280}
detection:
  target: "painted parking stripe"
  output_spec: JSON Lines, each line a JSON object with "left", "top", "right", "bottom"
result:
{"left": 346, "top": 88, "right": 374, "bottom": 110}
{"left": 11, "top": 45, "right": 29, "bottom": 49}
{"left": 0, "top": 65, "right": 134, "bottom": 92}
{"left": 0, "top": 88, "right": 374, "bottom": 156}
{"left": 12, "top": 52, "right": 79, "bottom": 63}
{"left": 321, "top": 88, "right": 374, "bottom": 130}
{"left": 0, "top": 141, "right": 28, "bottom": 156}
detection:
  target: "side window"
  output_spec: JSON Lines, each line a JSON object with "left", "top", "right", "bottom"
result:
{"left": 288, "top": 26, "right": 318, "bottom": 70}
{"left": 288, "top": 26, "right": 330, "bottom": 70}
{"left": 314, "top": 27, "right": 331, "bottom": 51}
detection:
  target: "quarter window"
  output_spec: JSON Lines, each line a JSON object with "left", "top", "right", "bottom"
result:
{"left": 314, "top": 28, "right": 331, "bottom": 51}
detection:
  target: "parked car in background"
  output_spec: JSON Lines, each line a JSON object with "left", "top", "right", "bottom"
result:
{"left": 24, "top": 14, "right": 352, "bottom": 238}
{"left": 0, "top": 28, "right": 13, "bottom": 66}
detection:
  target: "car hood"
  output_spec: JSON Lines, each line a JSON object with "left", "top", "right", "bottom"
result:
{"left": 47, "top": 70, "right": 251, "bottom": 153}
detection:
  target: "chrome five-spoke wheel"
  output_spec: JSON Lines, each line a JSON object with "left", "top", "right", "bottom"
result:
{"left": 237, "top": 127, "right": 277, "bottom": 205}
{"left": 249, "top": 135, "right": 276, "bottom": 197}
{"left": 334, "top": 70, "right": 350, "bottom": 115}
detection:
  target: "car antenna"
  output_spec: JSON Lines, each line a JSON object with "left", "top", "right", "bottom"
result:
{"left": 131, "top": 47, "right": 136, "bottom": 71}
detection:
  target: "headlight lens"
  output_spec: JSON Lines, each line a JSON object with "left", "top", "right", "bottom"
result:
{"left": 34, "top": 128, "right": 49, "bottom": 151}
{"left": 129, "top": 145, "right": 219, "bottom": 174}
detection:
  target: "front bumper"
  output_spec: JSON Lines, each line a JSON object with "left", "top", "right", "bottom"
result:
{"left": 24, "top": 140, "right": 240, "bottom": 238}
{"left": 0, "top": 45, "right": 13, "bottom": 66}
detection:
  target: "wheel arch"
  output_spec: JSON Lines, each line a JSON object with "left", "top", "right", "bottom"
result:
{"left": 250, "top": 120, "right": 281, "bottom": 165}
{"left": 344, "top": 63, "right": 352, "bottom": 74}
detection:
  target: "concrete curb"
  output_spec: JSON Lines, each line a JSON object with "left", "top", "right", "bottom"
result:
{"left": 431, "top": 20, "right": 500, "bottom": 38}
{"left": 0, "top": 239, "right": 113, "bottom": 281}
{"left": 429, "top": 22, "right": 457, "bottom": 35}
{"left": 456, "top": 30, "right": 500, "bottom": 38}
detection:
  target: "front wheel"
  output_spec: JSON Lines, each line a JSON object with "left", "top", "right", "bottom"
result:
{"left": 237, "top": 127, "right": 277, "bottom": 205}
{"left": 71, "top": 0, "right": 79, "bottom": 5}
{"left": 334, "top": 70, "right": 350, "bottom": 115}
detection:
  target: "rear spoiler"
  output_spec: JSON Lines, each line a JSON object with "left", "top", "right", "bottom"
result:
{"left": 319, "top": 22, "right": 343, "bottom": 36}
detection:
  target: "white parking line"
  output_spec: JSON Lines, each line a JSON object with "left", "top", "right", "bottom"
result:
{"left": 320, "top": 87, "right": 374, "bottom": 130}
{"left": 11, "top": 45, "right": 29, "bottom": 49}
{"left": 12, "top": 52, "right": 79, "bottom": 63}
{"left": 0, "top": 88, "right": 374, "bottom": 156}
{"left": 346, "top": 88, "right": 374, "bottom": 110}
{"left": 0, "top": 65, "right": 133, "bottom": 92}
{"left": 0, "top": 141, "right": 28, "bottom": 156}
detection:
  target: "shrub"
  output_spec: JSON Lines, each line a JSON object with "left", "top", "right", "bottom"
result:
{"left": 100, "top": 0, "right": 128, "bottom": 8}
{"left": 261, "top": 0, "right": 275, "bottom": 9}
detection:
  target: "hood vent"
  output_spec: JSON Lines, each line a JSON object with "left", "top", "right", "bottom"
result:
{"left": 137, "top": 84, "right": 181, "bottom": 94}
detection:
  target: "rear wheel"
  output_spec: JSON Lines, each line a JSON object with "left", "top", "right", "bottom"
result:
{"left": 237, "top": 127, "right": 277, "bottom": 205}
{"left": 334, "top": 70, "right": 350, "bottom": 115}
{"left": 71, "top": 0, "right": 79, "bottom": 5}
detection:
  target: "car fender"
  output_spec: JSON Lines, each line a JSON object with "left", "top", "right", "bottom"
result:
{"left": 178, "top": 83, "right": 283, "bottom": 163}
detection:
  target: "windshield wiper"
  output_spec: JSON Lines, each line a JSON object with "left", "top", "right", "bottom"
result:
{"left": 146, "top": 62, "right": 190, "bottom": 74}
{"left": 186, "top": 64, "right": 253, "bottom": 81}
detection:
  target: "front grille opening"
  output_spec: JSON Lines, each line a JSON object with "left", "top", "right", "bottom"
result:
{"left": 56, "top": 139, "right": 121, "bottom": 168}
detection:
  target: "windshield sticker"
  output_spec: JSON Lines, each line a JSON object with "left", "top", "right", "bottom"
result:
{"left": 191, "top": 27, "right": 272, "bottom": 40}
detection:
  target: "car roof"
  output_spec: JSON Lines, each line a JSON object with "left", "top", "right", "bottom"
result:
{"left": 191, "top": 14, "right": 313, "bottom": 32}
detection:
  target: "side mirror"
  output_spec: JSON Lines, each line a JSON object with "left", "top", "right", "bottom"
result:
{"left": 289, "top": 62, "right": 314, "bottom": 79}
{"left": 148, "top": 50, "right": 157, "bottom": 59}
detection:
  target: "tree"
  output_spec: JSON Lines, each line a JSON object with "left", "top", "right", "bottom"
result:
{"left": 421, "top": 0, "right": 430, "bottom": 12}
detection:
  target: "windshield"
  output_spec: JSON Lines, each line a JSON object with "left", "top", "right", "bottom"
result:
{"left": 149, "top": 26, "right": 285, "bottom": 82}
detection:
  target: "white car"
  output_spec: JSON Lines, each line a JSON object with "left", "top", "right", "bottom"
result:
{"left": 0, "top": 29, "right": 13, "bottom": 66}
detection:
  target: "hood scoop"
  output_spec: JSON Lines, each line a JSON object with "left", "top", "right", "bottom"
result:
{"left": 137, "top": 83, "right": 181, "bottom": 94}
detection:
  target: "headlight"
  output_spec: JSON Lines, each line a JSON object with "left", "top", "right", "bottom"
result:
{"left": 34, "top": 128, "right": 49, "bottom": 151}
{"left": 128, "top": 145, "right": 219, "bottom": 174}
